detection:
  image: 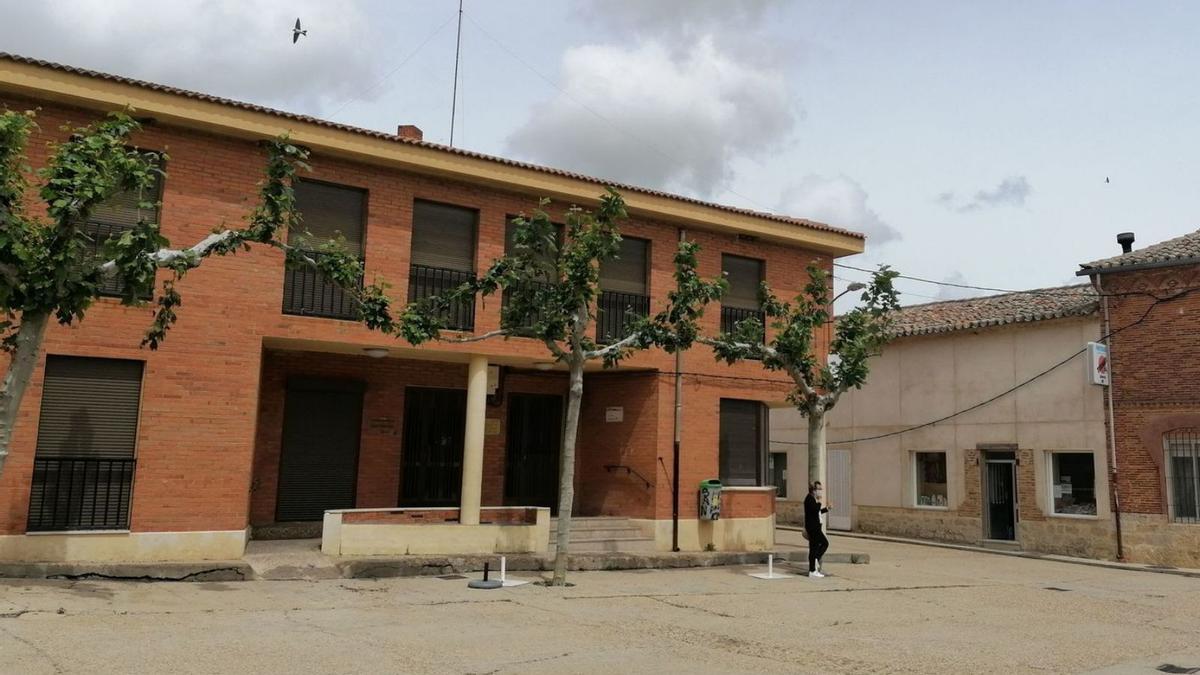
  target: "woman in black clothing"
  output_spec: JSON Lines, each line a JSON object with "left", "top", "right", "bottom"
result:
{"left": 804, "top": 481, "right": 830, "bottom": 578}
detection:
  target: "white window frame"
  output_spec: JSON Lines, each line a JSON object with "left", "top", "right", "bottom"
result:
{"left": 912, "top": 451, "right": 949, "bottom": 510}
{"left": 1164, "top": 435, "right": 1200, "bottom": 524}
{"left": 1045, "top": 450, "right": 1098, "bottom": 520}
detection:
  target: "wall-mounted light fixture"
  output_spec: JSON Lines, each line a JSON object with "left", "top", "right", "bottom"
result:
{"left": 363, "top": 347, "right": 389, "bottom": 359}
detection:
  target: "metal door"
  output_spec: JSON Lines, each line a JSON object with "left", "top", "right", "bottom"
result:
{"left": 504, "top": 394, "right": 563, "bottom": 511}
{"left": 827, "top": 448, "right": 852, "bottom": 531}
{"left": 276, "top": 379, "right": 363, "bottom": 522}
{"left": 400, "top": 387, "right": 467, "bottom": 506}
{"left": 985, "top": 460, "right": 1017, "bottom": 540}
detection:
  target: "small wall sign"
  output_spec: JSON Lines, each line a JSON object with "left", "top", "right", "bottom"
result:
{"left": 484, "top": 418, "right": 501, "bottom": 436}
{"left": 605, "top": 406, "right": 624, "bottom": 423}
{"left": 1087, "top": 341, "right": 1109, "bottom": 386}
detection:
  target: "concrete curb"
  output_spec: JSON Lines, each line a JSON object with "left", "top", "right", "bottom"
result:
{"left": 0, "top": 561, "right": 252, "bottom": 582}
{"left": 816, "top": 528, "right": 1200, "bottom": 579}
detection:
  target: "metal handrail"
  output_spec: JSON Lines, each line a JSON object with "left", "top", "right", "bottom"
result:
{"left": 720, "top": 305, "right": 765, "bottom": 336}
{"left": 603, "top": 464, "right": 653, "bottom": 489}
{"left": 282, "top": 251, "right": 364, "bottom": 320}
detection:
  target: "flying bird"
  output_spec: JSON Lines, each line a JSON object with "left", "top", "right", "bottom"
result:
{"left": 1105, "top": 177, "right": 1110, "bottom": 184}
{"left": 292, "top": 18, "right": 307, "bottom": 44}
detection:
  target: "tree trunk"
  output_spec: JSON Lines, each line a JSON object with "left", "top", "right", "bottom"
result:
{"left": 0, "top": 313, "right": 49, "bottom": 478}
{"left": 806, "top": 409, "right": 827, "bottom": 531}
{"left": 551, "top": 359, "right": 584, "bottom": 586}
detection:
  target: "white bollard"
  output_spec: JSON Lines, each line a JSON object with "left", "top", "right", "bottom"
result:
{"left": 499, "top": 554, "right": 530, "bottom": 587}
{"left": 768, "top": 554, "right": 774, "bottom": 577}
{"left": 748, "top": 551, "right": 794, "bottom": 580}
{"left": 500, "top": 556, "right": 507, "bottom": 583}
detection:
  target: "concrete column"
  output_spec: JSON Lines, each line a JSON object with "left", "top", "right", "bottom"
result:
{"left": 460, "top": 355, "right": 488, "bottom": 526}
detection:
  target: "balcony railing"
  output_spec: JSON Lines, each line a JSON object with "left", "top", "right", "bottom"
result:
{"left": 84, "top": 221, "right": 152, "bottom": 299}
{"left": 502, "top": 280, "right": 555, "bottom": 330}
{"left": 283, "top": 253, "right": 363, "bottom": 321}
{"left": 409, "top": 264, "right": 476, "bottom": 331}
{"left": 720, "top": 305, "right": 766, "bottom": 336}
{"left": 596, "top": 290, "right": 650, "bottom": 343}
{"left": 27, "top": 457, "right": 136, "bottom": 532}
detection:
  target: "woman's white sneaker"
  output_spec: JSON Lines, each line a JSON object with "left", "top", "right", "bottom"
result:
{"left": 808, "top": 571, "right": 825, "bottom": 578}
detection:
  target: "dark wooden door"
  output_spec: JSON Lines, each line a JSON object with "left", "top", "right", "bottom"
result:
{"left": 505, "top": 394, "right": 563, "bottom": 511}
{"left": 400, "top": 387, "right": 467, "bottom": 506}
{"left": 276, "top": 379, "right": 364, "bottom": 522}
{"left": 985, "top": 460, "right": 1017, "bottom": 540}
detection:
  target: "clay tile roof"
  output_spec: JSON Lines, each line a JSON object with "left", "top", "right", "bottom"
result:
{"left": 1078, "top": 229, "right": 1200, "bottom": 274}
{"left": 0, "top": 52, "right": 863, "bottom": 242}
{"left": 884, "top": 284, "right": 1098, "bottom": 338}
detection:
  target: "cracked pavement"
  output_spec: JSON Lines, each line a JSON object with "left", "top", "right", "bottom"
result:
{"left": 1, "top": 531, "right": 1199, "bottom": 674}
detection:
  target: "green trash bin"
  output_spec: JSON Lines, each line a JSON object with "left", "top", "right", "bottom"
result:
{"left": 699, "top": 479, "right": 722, "bottom": 521}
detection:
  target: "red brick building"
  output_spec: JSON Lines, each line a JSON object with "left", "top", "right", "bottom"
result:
{"left": 0, "top": 55, "right": 864, "bottom": 562}
{"left": 1078, "top": 231, "right": 1200, "bottom": 567}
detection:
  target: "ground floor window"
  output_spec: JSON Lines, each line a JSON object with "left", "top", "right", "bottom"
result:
{"left": 1165, "top": 431, "right": 1200, "bottom": 524}
{"left": 914, "top": 452, "right": 948, "bottom": 507}
{"left": 1049, "top": 452, "right": 1097, "bottom": 516}
{"left": 719, "top": 399, "right": 766, "bottom": 486}
{"left": 28, "top": 356, "right": 143, "bottom": 531}
{"left": 769, "top": 452, "right": 788, "bottom": 498}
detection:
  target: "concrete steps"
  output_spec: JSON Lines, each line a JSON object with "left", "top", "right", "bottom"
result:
{"left": 547, "top": 517, "right": 657, "bottom": 553}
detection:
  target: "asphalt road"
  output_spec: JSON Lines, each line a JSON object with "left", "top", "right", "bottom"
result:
{"left": 1, "top": 531, "right": 1198, "bottom": 674}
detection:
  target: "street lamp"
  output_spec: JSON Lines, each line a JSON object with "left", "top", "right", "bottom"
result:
{"left": 833, "top": 281, "right": 866, "bottom": 303}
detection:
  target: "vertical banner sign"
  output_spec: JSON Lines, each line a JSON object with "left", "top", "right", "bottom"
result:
{"left": 1087, "top": 342, "right": 1109, "bottom": 386}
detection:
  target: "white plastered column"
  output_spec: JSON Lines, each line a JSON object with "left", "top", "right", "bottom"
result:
{"left": 460, "top": 355, "right": 488, "bottom": 526}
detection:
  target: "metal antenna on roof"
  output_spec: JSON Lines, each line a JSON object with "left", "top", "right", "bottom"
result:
{"left": 449, "top": 0, "right": 464, "bottom": 147}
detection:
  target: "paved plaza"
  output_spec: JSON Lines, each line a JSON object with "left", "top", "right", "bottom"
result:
{"left": 1, "top": 532, "right": 1198, "bottom": 674}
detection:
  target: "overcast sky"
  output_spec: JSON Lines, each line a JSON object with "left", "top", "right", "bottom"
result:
{"left": 3, "top": 0, "right": 1197, "bottom": 304}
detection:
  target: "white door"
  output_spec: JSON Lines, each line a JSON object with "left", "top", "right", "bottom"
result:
{"left": 827, "top": 449, "right": 852, "bottom": 530}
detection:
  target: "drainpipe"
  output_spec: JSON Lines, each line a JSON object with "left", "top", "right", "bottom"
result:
{"left": 672, "top": 229, "right": 685, "bottom": 552}
{"left": 1098, "top": 275, "right": 1125, "bottom": 561}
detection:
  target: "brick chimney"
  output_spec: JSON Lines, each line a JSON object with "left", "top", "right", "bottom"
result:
{"left": 397, "top": 125, "right": 423, "bottom": 141}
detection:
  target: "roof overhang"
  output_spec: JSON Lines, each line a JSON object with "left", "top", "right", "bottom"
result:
{"left": 0, "top": 57, "right": 865, "bottom": 257}
{"left": 1076, "top": 256, "right": 1200, "bottom": 277}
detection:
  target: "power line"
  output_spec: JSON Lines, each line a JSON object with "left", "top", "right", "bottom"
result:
{"left": 835, "top": 262, "right": 1095, "bottom": 297}
{"left": 449, "top": 0, "right": 464, "bottom": 147}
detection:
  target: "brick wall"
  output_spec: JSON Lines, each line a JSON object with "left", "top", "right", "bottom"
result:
{"left": 0, "top": 94, "right": 829, "bottom": 535}
{"left": 1100, "top": 265, "right": 1200, "bottom": 516}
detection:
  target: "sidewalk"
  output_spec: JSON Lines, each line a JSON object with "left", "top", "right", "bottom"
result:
{"left": 782, "top": 526, "right": 1200, "bottom": 579}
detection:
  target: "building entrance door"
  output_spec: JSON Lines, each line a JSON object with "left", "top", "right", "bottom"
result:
{"left": 827, "top": 448, "right": 852, "bottom": 531}
{"left": 504, "top": 393, "right": 563, "bottom": 511}
{"left": 400, "top": 387, "right": 466, "bottom": 507}
{"left": 275, "top": 378, "right": 363, "bottom": 522}
{"left": 984, "top": 456, "right": 1018, "bottom": 541}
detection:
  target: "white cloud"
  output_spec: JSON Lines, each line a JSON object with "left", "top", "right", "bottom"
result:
{"left": 505, "top": 37, "right": 795, "bottom": 197}
{"left": 779, "top": 175, "right": 901, "bottom": 248}
{"left": 0, "top": 0, "right": 382, "bottom": 112}
{"left": 934, "top": 271, "right": 985, "bottom": 300}
{"left": 938, "top": 176, "right": 1032, "bottom": 213}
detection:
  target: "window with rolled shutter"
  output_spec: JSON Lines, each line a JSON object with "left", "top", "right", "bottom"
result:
{"left": 719, "top": 399, "right": 765, "bottom": 487}
{"left": 504, "top": 218, "right": 562, "bottom": 278}
{"left": 87, "top": 152, "right": 163, "bottom": 298}
{"left": 411, "top": 200, "right": 477, "bottom": 272}
{"left": 722, "top": 255, "right": 763, "bottom": 310}
{"left": 599, "top": 237, "right": 648, "bottom": 295}
{"left": 290, "top": 180, "right": 366, "bottom": 255}
{"left": 27, "top": 356, "right": 143, "bottom": 531}
{"left": 282, "top": 180, "right": 366, "bottom": 320}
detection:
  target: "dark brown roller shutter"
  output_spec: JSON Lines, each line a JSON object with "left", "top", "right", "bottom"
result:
{"left": 719, "top": 399, "right": 765, "bottom": 487}
{"left": 35, "top": 356, "right": 143, "bottom": 459}
{"left": 275, "top": 378, "right": 364, "bottom": 522}
{"left": 722, "top": 254, "right": 763, "bottom": 309}
{"left": 411, "top": 200, "right": 477, "bottom": 271}
{"left": 88, "top": 153, "right": 163, "bottom": 230}
{"left": 291, "top": 180, "right": 366, "bottom": 255}
{"left": 599, "top": 237, "right": 648, "bottom": 295}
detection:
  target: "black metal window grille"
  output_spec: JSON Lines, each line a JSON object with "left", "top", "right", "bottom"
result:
{"left": 720, "top": 305, "right": 767, "bottom": 337}
{"left": 282, "top": 255, "right": 363, "bottom": 320}
{"left": 1165, "top": 430, "right": 1200, "bottom": 524}
{"left": 27, "top": 457, "right": 136, "bottom": 531}
{"left": 408, "top": 264, "right": 476, "bottom": 331}
{"left": 595, "top": 290, "right": 650, "bottom": 344}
